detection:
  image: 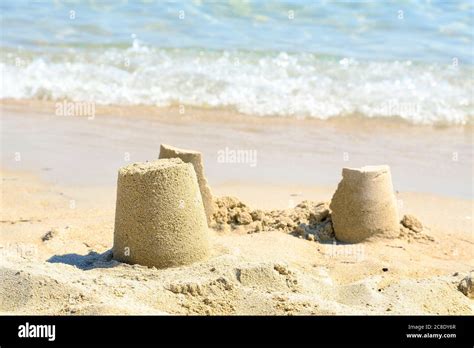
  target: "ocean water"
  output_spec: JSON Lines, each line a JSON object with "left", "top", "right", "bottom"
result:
{"left": 0, "top": 0, "right": 472, "bottom": 125}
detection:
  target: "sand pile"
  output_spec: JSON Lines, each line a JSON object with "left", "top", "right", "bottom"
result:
{"left": 458, "top": 272, "right": 473, "bottom": 299}
{"left": 211, "top": 196, "right": 435, "bottom": 246}
{"left": 399, "top": 214, "right": 435, "bottom": 242}
{"left": 211, "top": 196, "right": 335, "bottom": 242}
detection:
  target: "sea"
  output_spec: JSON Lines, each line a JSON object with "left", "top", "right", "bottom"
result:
{"left": 1, "top": 0, "right": 473, "bottom": 125}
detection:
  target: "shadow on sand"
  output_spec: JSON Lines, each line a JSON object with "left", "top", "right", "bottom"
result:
{"left": 47, "top": 249, "right": 118, "bottom": 270}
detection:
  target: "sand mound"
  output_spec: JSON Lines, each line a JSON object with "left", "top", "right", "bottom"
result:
{"left": 0, "top": 266, "right": 94, "bottom": 314}
{"left": 401, "top": 214, "right": 423, "bottom": 232}
{"left": 211, "top": 196, "right": 335, "bottom": 242}
{"left": 236, "top": 263, "right": 299, "bottom": 292}
{"left": 458, "top": 272, "right": 474, "bottom": 299}
{"left": 211, "top": 196, "right": 435, "bottom": 246}
{"left": 399, "top": 214, "right": 434, "bottom": 242}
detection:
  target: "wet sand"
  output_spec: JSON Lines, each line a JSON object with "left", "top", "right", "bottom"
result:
{"left": 1, "top": 99, "right": 472, "bottom": 198}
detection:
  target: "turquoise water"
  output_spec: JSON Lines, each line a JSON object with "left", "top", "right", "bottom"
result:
{"left": 1, "top": 0, "right": 473, "bottom": 124}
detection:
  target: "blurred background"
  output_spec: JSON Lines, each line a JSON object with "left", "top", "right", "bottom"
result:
{"left": 1, "top": 0, "right": 472, "bottom": 125}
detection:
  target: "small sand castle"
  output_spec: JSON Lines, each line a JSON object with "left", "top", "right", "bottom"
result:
{"left": 113, "top": 158, "right": 209, "bottom": 269}
{"left": 330, "top": 165, "right": 400, "bottom": 243}
{"left": 159, "top": 144, "right": 215, "bottom": 225}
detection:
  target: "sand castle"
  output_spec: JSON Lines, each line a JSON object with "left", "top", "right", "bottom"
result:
{"left": 113, "top": 158, "right": 209, "bottom": 269}
{"left": 330, "top": 165, "right": 400, "bottom": 243}
{"left": 159, "top": 144, "right": 215, "bottom": 225}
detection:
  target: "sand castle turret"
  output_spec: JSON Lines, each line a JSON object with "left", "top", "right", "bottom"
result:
{"left": 159, "top": 144, "right": 215, "bottom": 225}
{"left": 113, "top": 158, "right": 209, "bottom": 269}
{"left": 329, "top": 165, "right": 399, "bottom": 243}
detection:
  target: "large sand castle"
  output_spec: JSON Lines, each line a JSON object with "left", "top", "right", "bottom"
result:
{"left": 113, "top": 158, "right": 209, "bottom": 269}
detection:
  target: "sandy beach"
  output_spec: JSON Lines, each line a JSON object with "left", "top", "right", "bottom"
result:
{"left": 2, "top": 4, "right": 474, "bottom": 348}
{"left": 1, "top": 101, "right": 472, "bottom": 315}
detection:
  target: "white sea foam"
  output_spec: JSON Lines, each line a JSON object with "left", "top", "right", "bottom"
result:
{"left": 1, "top": 47, "right": 472, "bottom": 125}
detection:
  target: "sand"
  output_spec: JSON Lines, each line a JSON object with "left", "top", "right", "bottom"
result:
{"left": 1, "top": 99, "right": 472, "bottom": 198}
{"left": 0, "top": 100, "right": 472, "bottom": 315}
{"left": 1, "top": 168, "right": 472, "bottom": 315}
{"left": 113, "top": 159, "right": 209, "bottom": 269}
{"left": 159, "top": 144, "right": 216, "bottom": 225}
{"left": 330, "top": 165, "right": 400, "bottom": 243}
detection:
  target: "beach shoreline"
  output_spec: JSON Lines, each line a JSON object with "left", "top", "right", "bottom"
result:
{"left": 1, "top": 99, "right": 472, "bottom": 198}
{"left": 2, "top": 98, "right": 473, "bottom": 129}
